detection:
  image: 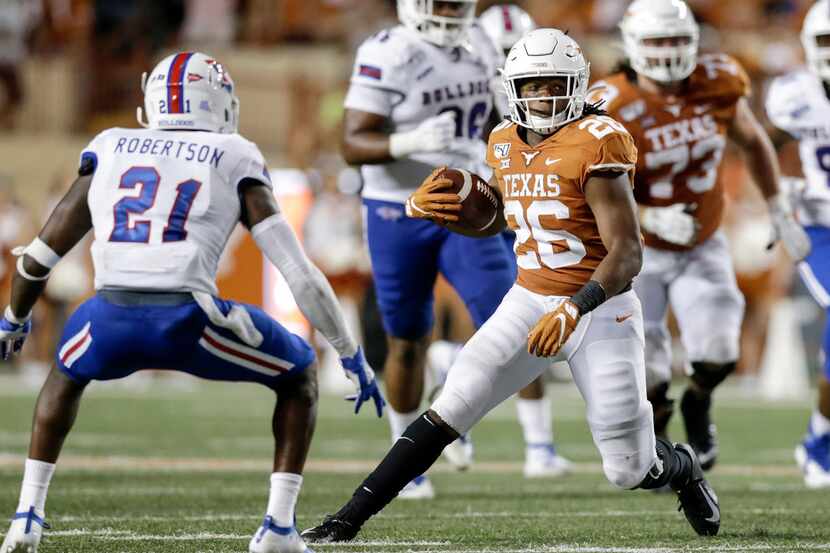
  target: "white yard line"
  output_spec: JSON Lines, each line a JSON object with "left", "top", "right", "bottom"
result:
{"left": 0, "top": 453, "right": 804, "bottom": 477}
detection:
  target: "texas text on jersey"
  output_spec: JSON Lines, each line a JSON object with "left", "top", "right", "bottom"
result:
{"left": 485, "top": 115, "right": 637, "bottom": 296}
{"left": 588, "top": 54, "right": 751, "bottom": 251}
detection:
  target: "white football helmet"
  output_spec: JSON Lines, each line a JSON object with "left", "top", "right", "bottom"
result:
{"left": 503, "top": 29, "right": 590, "bottom": 134}
{"left": 802, "top": 0, "right": 830, "bottom": 81}
{"left": 620, "top": 0, "right": 700, "bottom": 83}
{"left": 138, "top": 52, "right": 239, "bottom": 134}
{"left": 479, "top": 4, "right": 537, "bottom": 54}
{"left": 398, "top": 0, "right": 477, "bottom": 47}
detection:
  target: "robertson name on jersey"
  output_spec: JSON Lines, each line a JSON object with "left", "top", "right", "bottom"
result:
{"left": 81, "top": 127, "right": 271, "bottom": 295}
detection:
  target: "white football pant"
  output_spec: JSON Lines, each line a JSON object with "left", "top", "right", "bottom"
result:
{"left": 633, "top": 231, "right": 745, "bottom": 388}
{"left": 431, "top": 284, "right": 656, "bottom": 489}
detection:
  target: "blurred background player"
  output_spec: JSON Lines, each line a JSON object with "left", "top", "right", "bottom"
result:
{"left": 480, "top": 3, "right": 537, "bottom": 118}
{"left": 0, "top": 51, "right": 384, "bottom": 553}
{"left": 588, "top": 0, "right": 810, "bottom": 470}
{"left": 302, "top": 29, "right": 720, "bottom": 543}
{"left": 766, "top": 0, "right": 830, "bottom": 489}
{"left": 342, "top": 0, "right": 567, "bottom": 495}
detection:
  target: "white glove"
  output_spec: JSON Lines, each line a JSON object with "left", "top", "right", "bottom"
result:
{"left": 768, "top": 194, "right": 811, "bottom": 261}
{"left": 389, "top": 111, "right": 457, "bottom": 159}
{"left": 641, "top": 204, "right": 699, "bottom": 246}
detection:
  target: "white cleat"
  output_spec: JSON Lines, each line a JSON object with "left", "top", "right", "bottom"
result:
{"left": 398, "top": 475, "right": 435, "bottom": 500}
{"left": 1, "top": 507, "right": 48, "bottom": 553}
{"left": 795, "top": 443, "right": 830, "bottom": 489}
{"left": 443, "top": 433, "right": 474, "bottom": 471}
{"left": 249, "top": 516, "right": 314, "bottom": 553}
{"left": 523, "top": 444, "right": 573, "bottom": 479}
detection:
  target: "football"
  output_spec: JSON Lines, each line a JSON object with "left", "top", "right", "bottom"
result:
{"left": 434, "top": 168, "right": 501, "bottom": 233}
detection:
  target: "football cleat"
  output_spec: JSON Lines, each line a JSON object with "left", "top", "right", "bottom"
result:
{"left": 249, "top": 516, "right": 314, "bottom": 553}
{"left": 680, "top": 389, "right": 719, "bottom": 471}
{"left": 672, "top": 443, "right": 720, "bottom": 536}
{"left": 523, "top": 443, "right": 573, "bottom": 479}
{"left": 300, "top": 515, "right": 359, "bottom": 544}
{"left": 794, "top": 427, "right": 830, "bottom": 489}
{"left": 442, "top": 433, "right": 474, "bottom": 471}
{"left": 398, "top": 474, "right": 435, "bottom": 499}
{"left": 1, "top": 506, "right": 50, "bottom": 553}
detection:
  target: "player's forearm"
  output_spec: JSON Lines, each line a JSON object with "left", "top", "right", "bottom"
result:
{"left": 588, "top": 236, "right": 643, "bottom": 298}
{"left": 743, "top": 133, "right": 781, "bottom": 200}
{"left": 8, "top": 260, "right": 49, "bottom": 319}
{"left": 342, "top": 131, "right": 394, "bottom": 165}
{"left": 251, "top": 214, "right": 358, "bottom": 358}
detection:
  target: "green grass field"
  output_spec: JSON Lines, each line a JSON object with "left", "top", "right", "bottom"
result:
{"left": 0, "top": 375, "right": 826, "bottom": 553}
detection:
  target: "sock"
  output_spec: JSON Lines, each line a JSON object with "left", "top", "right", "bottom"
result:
{"left": 636, "top": 437, "right": 693, "bottom": 490}
{"left": 336, "top": 412, "right": 455, "bottom": 527}
{"left": 387, "top": 406, "right": 419, "bottom": 443}
{"left": 17, "top": 459, "right": 56, "bottom": 513}
{"left": 266, "top": 472, "right": 303, "bottom": 528}
{"left": 811, "top": 410, "right": 830, "bottom": 436}
{"left": 516, "top": 397, "right": 553, "bottom": 447}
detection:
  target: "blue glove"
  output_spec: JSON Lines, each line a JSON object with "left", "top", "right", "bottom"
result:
{"left": 1, "top": 307, "right": 31, "bottom": 360}
{"left": 341, "top": 347, "right": 385, "bottom": 417}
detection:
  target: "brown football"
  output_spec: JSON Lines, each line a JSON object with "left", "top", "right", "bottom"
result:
{"left": 434, "top": 168, "right": 500, "bottom": 234}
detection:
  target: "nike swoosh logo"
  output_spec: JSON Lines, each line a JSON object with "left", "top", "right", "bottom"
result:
{"left": 545, "top": 158, "right": 561, "bottom": 166}
{"left": 615, "top": 313, "right": 633, "bottom": 323}
{"left": 702, "top": 484, "right": 720, "bottom": 523}
{"left": 694, "top": 104, "right": 712, "bottom": 115}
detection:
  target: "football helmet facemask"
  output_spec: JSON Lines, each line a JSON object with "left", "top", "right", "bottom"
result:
{"left": 398, "top": 0, "right": 478, "bottom": 47}
{"left": 620, "top": 0, "right": 700, "bottom": 83}
{"left": 503, "top": 29, "right": 590, "bottom": 135}
{"left": 802, "top": 0, "right": 830, "bottom": 81}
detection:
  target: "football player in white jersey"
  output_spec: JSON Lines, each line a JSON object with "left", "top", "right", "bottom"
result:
{"left": 0, "top": 52, "right": 384, "bottom": 553}
{"left": 766, "top": 0, "right": 830, "bottom": 489}
{"left": 345, "top": 0, "right": 567, "bottom": 494}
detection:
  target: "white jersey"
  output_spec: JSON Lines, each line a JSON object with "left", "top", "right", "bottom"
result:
{"left": 344, "top": 24, "right": 501, "bottom": 203}
{"left": 766, "top": 69, "right": 830, "bottom": 228}
{"left": 81, "top": 127, "right": 271, "bottom": 295}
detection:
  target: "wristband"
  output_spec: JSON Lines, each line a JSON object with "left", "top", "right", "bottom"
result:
{"left": 570, "top": 280, "right": 607, "bottom": 315}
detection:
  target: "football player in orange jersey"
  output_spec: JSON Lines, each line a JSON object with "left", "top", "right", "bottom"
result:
{"left": 303, "top": 29, "right": 721, "bottom": 543}
{"left": 587, "top": 0, "right": 810, "bottom": 471}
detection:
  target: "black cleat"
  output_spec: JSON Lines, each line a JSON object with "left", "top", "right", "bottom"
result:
{"left": 301, "top": 515, "right": 359, "bottom": 543}
{"left": 680, "top": 389, "right": 719, "bottom": 471}
{"left": 672, "top": 443, "right": 720, "bottom": 536}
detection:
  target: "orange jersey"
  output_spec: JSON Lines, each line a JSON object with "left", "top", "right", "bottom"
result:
{"left": 485, "top": 115, "right": 638, "bottom": 297}
{"left": 587, "top": 54, "right": 751, "bottom": 251}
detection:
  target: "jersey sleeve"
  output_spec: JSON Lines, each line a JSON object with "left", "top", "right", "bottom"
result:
{"left": 343, "top": 30, "right": 409, "bottom": 116}
{"left": 78, "top": 130, "right": 111, "bottom": 175}
{"left": 765, "top": 73, "right": 804, "bottom": 135}
{"left": 583, "top": 128, "right": 638, "bottom": 187}
{"left": 485, "top": 121, "right": 514, "bottom": 171}
{"left": 698, "top": 54, "right": 751, "bottom": 106}
{"left": 229, "top": 139, "right": 272, "bottom": 190}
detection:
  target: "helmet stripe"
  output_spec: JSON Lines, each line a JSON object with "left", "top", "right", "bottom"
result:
{"left": 167, "top": 52, "right": 194, "bottom": 114}
{"left": 501, "top": 5, "right": 513, "bottom": 32}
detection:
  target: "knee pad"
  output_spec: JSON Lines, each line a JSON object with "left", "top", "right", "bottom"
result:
{"left": 694, "top": 334, "right": 740, "bottom": 365}
{"left": 690, "top": 361, "right": 736, "bottom": 392}
{"left": 591, "top": 404, "right": 656, "bottom": 490}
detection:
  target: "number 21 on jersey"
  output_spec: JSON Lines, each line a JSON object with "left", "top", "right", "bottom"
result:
{"left": 109, "top": 166, "right": 201, "bottom": 243}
